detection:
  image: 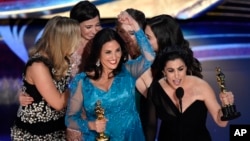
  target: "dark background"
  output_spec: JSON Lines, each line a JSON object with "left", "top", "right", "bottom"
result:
{"left": 1, "top": 0, "right": 250, "bottom": 141}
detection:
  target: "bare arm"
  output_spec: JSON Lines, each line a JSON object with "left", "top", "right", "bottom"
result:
{"left": 202, "top": 80, "right": 229, "bottom": 127}
{"left": 136, "top": 69, "right": 153, "bottom": 97}
{"left": 26, "top": 62, "right": 69, "bottom": 110}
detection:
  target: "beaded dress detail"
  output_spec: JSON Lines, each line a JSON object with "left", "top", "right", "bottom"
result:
{"left": 11, "top": 54, "right": 71, "bottom": 141}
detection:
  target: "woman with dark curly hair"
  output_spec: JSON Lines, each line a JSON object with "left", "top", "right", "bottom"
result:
{"left": 143, "top": 46, "right": 233, "bottom": 141}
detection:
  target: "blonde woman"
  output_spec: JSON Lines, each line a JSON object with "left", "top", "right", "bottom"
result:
{"left": 10, "top": 16, "right": 81, "bottom": 141}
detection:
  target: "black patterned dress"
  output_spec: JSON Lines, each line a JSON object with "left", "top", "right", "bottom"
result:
{"left": 11, "top": 54, "right": 71, "bottom": 141}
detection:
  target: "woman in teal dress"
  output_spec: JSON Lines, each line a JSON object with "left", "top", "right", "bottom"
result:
{"left": 65, "top": 11, "right": 155, "bottom": 141}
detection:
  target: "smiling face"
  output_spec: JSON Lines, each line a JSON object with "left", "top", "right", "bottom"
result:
{"left": 79, "top": 16, "right": 102, "bottom": 41}
{"left": 162, "top": 58, "right": 187, "bottom": 89}
{"left": 100, "top": 40, "right": 122, "bottom": 73}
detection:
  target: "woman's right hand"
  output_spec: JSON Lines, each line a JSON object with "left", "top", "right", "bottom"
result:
{"left": 117, "top": 11, "right": 140, "bottom": 31}
{"left": 19, "top": 92, "right": 34, "bottom": 106}
{"left": 89, "top": 118, "right": 108, "bottom": 133}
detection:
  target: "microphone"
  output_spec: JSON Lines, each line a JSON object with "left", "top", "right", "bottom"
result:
{"left": 176, "top": 87, "right": 184, "bottom": 113}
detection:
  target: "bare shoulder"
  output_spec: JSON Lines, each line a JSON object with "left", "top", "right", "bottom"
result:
{"left": 186, "top": 75, "right": 213, "bottom": 95}
{"left": 139, "top": 69, "right": 153, "bottom": 85}
{"left": 26, "top": 61, "right": 51, "bottom": 84}
{"left": 28, "top": 61, "right": 50, "bottom": 74}
{"left": 188, "top": 75, "right": 209, "bottom": 85}
{"left": 30, "top": 61, "right": 48, "bottom": 67}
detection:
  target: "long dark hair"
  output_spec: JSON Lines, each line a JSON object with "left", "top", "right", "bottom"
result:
{"left": 82, "top": 28, "right": 128, "bottom": 80}
{"left": 148, "top": 14, "right": 203, "bottom": 78}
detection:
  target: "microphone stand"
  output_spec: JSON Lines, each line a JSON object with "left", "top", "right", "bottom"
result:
{"left": 176, "top": 87, "right": 184, "bottom": 141}
{"left": 179, "top": 99, "right": 182, "bottom": 113}
{"left": 179, "top": 100, "right": 183, "bottom": 141}
{"left": 179, "top": 98, "right": 183, "bottom": 141}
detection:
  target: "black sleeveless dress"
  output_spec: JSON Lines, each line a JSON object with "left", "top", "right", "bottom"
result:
{"left": 11, "top": 54, "right": 71, "bottom": 141}
{"left": 144, "top": 81, "right": 212, "bottom": 141}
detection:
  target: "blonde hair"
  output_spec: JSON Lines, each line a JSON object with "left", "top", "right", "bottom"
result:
{"left": 29, "top": 16, "right": 81, "bottom": 80}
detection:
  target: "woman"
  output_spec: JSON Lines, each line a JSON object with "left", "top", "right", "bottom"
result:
{"left": 144, "top": 46, "right": 233, "bottom": 141}
{"left": 115, "top": 8, "right": 147, "bottom": 60}
{"left": 66, "top": 1, "right": 102, "bottom": 140}
{"left": 10, "top": 16, "right": 81, "bottom": 140}
{"left": 115, "top": 8, "right": 153, "bottom": 114}
{"left": 17, "top": 2, "right": 101, "bottom": 140}
{"left": 134, "top": 15, "right": 203, "bottom": 133}
{"left": 19, "top": 0, "right": 102, "bottom": 106}
{"left": 69, "top": 0, "right": 102, "bottom": 76}
{"left": 65, "top": 10, "right": 155, "bottom": 140}
{"left": 65, "top": 28, "right": 147, "bottom": 141}
{"left": 136, "top": 14, "right": 203, "bottom": 98}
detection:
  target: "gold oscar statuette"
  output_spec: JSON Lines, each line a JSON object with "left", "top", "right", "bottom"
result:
{"left": 216, "top": 67, "right": 241, "bottom": 121}
{"left": 95, "top": 100, "right": 109, "bottom": 141}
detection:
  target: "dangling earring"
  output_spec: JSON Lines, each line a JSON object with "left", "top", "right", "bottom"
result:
{"left": 162, "top": 71, "right": 167, "bottom": 81}
{"left": 96, "top": 59, "right": 100, "bottom": 67}
{"left": 164, "top": 75, "right": 167, "bottom": 81}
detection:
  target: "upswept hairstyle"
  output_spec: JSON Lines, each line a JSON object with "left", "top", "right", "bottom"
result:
{"left": 29, "top": 16, "right": 81, "bottom": 80}
{"left": 70, "top": 1, "right": 100, "bottom": 23}
{"left": 153, "top": 46, "right": 192, "bottom": 81}
{"left": 83, "top": 28, "right": 128, "bottom": 80}
{"left": 148, "top": 14, "right": 203, "bottom": 78}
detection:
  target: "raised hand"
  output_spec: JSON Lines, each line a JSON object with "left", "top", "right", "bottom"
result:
{"left": 117, "top": 11, "right": 140, "bottom": 31}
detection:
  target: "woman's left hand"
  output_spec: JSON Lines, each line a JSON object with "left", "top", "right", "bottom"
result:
{"left": 219, "top": 91, "right": 234, "bottom": 106}
{"left": 19, "top": 92, "right": 34, "bottom": 106}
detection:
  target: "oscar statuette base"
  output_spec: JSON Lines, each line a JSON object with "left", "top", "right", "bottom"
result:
{"left": 221, "top": 104, "right": 241, "bottom": 121}
{"left": 96, "top": 133, "right": 109, "bottom": 141}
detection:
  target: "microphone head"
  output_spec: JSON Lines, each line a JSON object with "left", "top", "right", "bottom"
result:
{"left": 176, "top": 87, "right": 184, "bottom": 99}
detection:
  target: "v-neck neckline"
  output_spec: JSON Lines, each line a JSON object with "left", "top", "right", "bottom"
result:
{"left": 157, "top": 81, "right": 201, "bottom": 115}
{"left": 89, "top": 77, "right": 115, "bottom": 93}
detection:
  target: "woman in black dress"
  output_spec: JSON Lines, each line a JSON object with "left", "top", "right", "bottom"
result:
{"left": 144, "top": 46, "right": 233, "bottom": 141}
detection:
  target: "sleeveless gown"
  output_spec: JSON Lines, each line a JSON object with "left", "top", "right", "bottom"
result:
{"left": 144, "top": 81, "right": 212, "bottom": 141}
{"left": 11, "top": 55, "right": 70, "bottom": 140}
